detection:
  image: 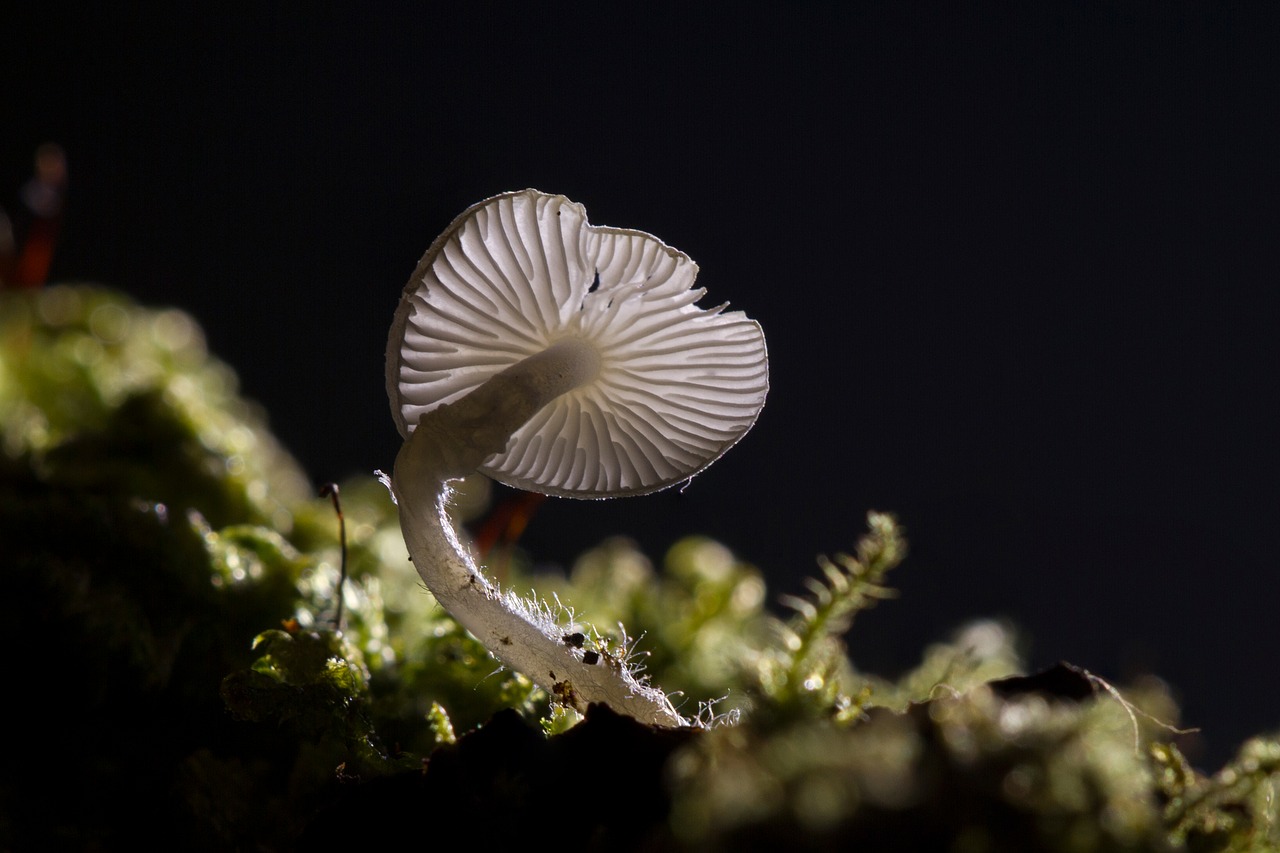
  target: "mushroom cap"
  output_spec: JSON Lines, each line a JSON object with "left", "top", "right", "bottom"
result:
{"left": 386, "top": 189, "right": 768, "bottom": 498}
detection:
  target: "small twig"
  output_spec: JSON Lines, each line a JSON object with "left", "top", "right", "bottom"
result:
{"left": 1084, "top": 670, "right": 1200, "bottom": 754}
{"left": 319, "top": 482, "right": 347, "bottom": 628}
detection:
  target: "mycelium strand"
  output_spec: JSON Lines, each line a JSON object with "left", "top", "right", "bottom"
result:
{"left": 391, "top": 338, "right": 687, "bottom": 728}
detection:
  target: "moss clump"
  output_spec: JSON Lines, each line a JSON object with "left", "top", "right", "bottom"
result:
{"left": 2, "top": 285, "right": 1275, "bottom": 851}
{"left": 668, "top": 670, "right": 1168, "bottom": 851}
{"left": 0, "top": 286, "right": 312, "bottom": 847}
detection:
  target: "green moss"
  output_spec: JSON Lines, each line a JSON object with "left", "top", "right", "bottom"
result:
{"left": 2, "top": 284, "right": 1276, "bottom": 851}
{"left": 0, "top": 286, "right": 313, "bottom": 847}
{"left": 1, "top": 285, "right": 309, "bottom": 530}
{"left": 1155, "top": 737, "right": 1280, "bottom": 852}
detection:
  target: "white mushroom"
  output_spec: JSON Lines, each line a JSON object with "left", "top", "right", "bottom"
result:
{"left": 386, "top": 189, "right": 768, "bottom": 727}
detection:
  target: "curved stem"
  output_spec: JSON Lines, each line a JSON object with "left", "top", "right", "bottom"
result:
{"left": 391, "top": 341, "right": 686, "bottom": 727}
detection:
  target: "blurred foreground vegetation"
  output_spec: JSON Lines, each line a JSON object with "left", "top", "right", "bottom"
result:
{"left": 1, "top": 285, "right": 1276, "bottom": 851}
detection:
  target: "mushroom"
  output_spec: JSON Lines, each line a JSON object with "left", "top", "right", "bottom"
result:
{"left": 386, "top": 189, "right": 768, "bottom": 727}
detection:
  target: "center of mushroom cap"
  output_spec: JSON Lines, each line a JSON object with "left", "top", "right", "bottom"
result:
{"left": 514, "top": 336, "right": 602, "bottom": 409}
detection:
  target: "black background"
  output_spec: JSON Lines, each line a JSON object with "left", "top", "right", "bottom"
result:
{"left": 5, "top": 3, "right": 1277, "bottom": 769}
